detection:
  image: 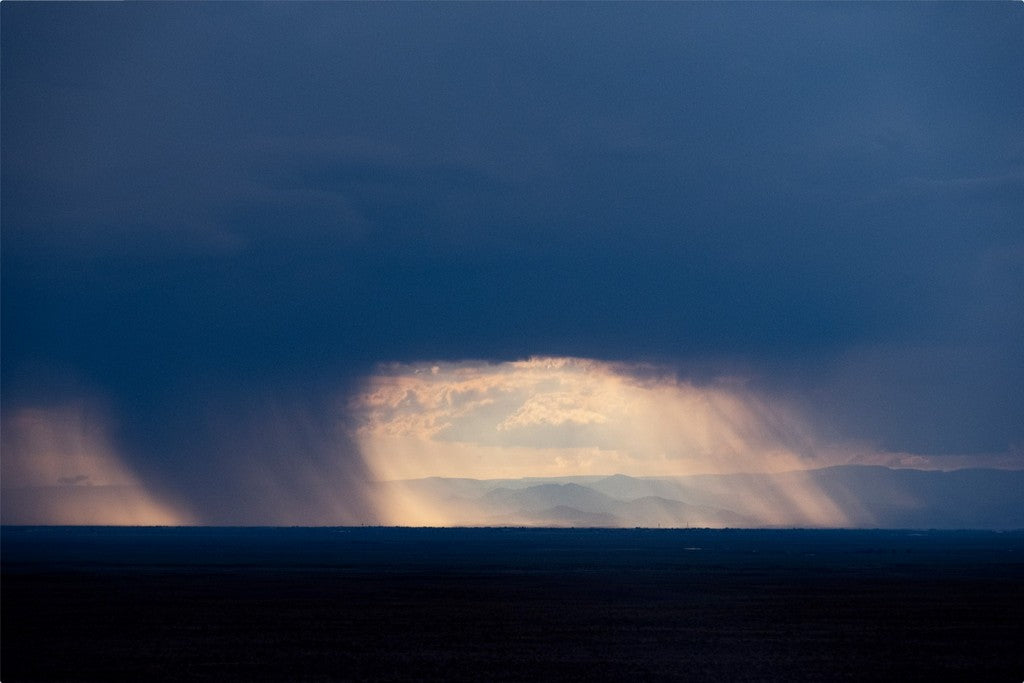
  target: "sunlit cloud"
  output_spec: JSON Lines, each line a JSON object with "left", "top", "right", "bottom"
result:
{"left": 349, "top": 357, "right": 861, "bottom": 526}
{"left": 1, "top": 402, "right": 193, "bottom": 525}
{"left": 353, "top": 357, "right": 818, "bottom": 479}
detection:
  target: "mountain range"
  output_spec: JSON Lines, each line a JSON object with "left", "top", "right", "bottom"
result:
{"left": 377, "top": 465, "right": 1024, "bottom": 529}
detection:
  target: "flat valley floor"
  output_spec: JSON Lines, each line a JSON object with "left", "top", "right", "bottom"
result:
{"left": 3, "top": 527, "right": 1023, "bottom": 681}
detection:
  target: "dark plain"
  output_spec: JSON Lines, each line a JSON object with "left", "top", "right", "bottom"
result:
{"left": 3, "top": 527, "right": 1023, "bottom": 682}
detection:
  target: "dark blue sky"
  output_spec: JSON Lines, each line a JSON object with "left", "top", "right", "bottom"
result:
{"left": 2, "top": 3, "right": 1022, "bottom": 522}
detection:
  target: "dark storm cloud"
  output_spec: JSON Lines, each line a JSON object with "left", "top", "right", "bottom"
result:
{"left": 2, "top": 2, "right": 1022, "bottom": 520}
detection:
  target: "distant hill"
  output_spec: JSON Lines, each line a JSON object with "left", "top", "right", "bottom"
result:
{"left": 379, "top": 466, "right": 1024, "bottom": 529}
{"left": 482, "top": 483, "right": 617, "bottom": 513}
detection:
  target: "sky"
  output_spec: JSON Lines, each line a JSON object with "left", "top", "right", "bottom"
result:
{"left": 2, "top": 3, "right": 1022, "bottom": 525}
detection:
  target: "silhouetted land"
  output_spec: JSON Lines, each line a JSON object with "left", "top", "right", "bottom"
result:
{"left": 3, "top": 527, "right": 1023, "bottom": 681}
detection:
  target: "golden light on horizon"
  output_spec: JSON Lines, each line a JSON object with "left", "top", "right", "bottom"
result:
{"left": 349, "top": 357, "right": 851, "bottom": 526}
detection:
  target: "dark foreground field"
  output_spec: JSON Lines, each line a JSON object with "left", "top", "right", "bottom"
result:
{"left": 3, "top": 527, "right": 1023, "bottom": 682}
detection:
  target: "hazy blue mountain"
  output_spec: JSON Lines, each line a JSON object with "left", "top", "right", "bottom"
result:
{"left": 471, "top": 483, "right": 749, "bottom": 527}
{"left": 482, "top": 483, "right": 618, "bottom": 513}
{"left": 588, "top": 474, "right": 686, "bottom": 501}
{"left": 807, "top": 466, "right": 1024, "bottom": 529}
{"left": 385, "top": 466, "right": 1024, "bottom": 529}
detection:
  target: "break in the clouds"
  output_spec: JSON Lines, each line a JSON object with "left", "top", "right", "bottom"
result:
{"left": 353, "top": 357, "right": 847, "bottom": 526}
{"left": 353, "top": 357, "right": 830, "bottom": 481}
{"left": 2, "top": 3, "right": 1022, "bottom": 525}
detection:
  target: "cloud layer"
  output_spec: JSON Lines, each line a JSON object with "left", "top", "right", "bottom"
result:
{"left": 353, "top": 358, "right": 826, "bottom": 480}
{"left": 2, "top": 4, "right": 1021, "bottom": 524}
